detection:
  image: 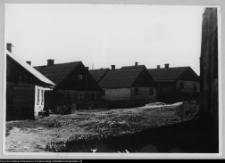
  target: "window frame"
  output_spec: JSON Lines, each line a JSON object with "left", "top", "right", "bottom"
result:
{"left": 90, "top": 93, "right": 95, "bottom": 101}
{"left": 193, "top": 83, "right": 197, "bottom": 91}
{"left": 149, "top": 87, "right": 154, "bottom": 96}
{"left": 41, "top": 90, "right": 44, "bottom": 104}
{"left": 37, "top": 88, "right": 40, "bottom": 105}
{"left": 134, "top": 87, "right": 139, "bottom": 96}
{"left": 180, "top": 82, "right": 184, "bottom": 90}
{"left": 78, "top": 74, "right": 83, "bottom": 80}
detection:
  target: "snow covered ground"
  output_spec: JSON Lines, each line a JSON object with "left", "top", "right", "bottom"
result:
{"left": 139, "top": 102, "right": 183, "bottom": 109}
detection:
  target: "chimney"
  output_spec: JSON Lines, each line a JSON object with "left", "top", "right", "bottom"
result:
{"left": 7, "top": 43, "right": 13, "bottom": 52}
{"left": 26, "top": 61, "right": 31, "bottom": 65}
{"left": 135, "top": 62, "right": 138, "bottom": 66}
{"left": 86, "top": 67, "right": 89, "bottom": 70}
{"left": 157, "top": 65, "right": 160, "bottom": 69}
{"left": 47, "top": 59, "right": 54, "bottom": 66}
{"left": 165, "top": 64, "right": 169, "bottom": 69}
{"left": 111, "top": 65, "right": 115, "bottom": 70}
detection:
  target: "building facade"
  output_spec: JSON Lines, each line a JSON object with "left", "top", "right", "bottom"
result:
{"left": 35, "top": 60, "right": 103, "bottom": 111}
{"left": 94, "top": 63, "right": 157, "bottom": 107}
{"left": 6, "top": 44, "right": 55, "bottom": 120}
{"left": 148, "top": 64, "right": 200, "bottom": 103}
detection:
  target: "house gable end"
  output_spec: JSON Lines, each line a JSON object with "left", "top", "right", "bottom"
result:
{"left": 132, "top": 68, "right": 156, "bottom": 87}
{"left": 56, "top": 63, "right": 102, "bottom": 91}
{"left": 7, "top": 55, "right": 45, "bottom": 86}
{"left": 176, "top": 67, "right": 199, "bottom": 82}
{"left": 34, "top": 62, "right": 81, "bottom": 86}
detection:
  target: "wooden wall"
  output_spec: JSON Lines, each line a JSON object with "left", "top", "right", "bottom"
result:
{"left": 6, "top": 83, "right": 35, "bottom": 120}
{"left": 102, "top": 87, "right": 156, "bottom": 107}
{"left": 56, "top": 63, "right": 102, "bottom": 92}
{"left": 46, "top": 90, "right": 102, "bottom": 112}
{"left": 130, "top": 87, "right": 156, "bottom": 103}
{"left": 156, "top": 80, "right": 200, "bottom": 104}
{"left": 6, "top": 55, "right": 51, "bottom": 120}
{"left": 156, "top": 82, "right": 181, "bottom": 103}
{"left": 103, "top": 88, "right": 130, "bottom": 101}
{"left": 176, "top": 80, "right": 200, "bottom": 93}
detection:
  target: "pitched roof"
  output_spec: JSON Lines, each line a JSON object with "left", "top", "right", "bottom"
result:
{"left": 34, "top": 61, "right": 81, "bottom": 85}
{"left": 6, "top": 50, "right": 55, "bottom": 86}
{"left": 148, "top": 67, "right": 190, "bottom": 81}
{"left": 99, "top": 65, "right": 146, "bottom": 88}
{"left": 89, "top": 68, "right": 109, "bottom": 83}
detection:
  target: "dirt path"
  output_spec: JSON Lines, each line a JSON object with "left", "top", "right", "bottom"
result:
{"left": 5, "top": 104, "right": 194, "bottom": 152}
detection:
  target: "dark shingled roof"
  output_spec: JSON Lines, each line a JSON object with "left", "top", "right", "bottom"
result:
{"left": 148, "top": 67, "right": 190, "bottom": 81}
{"left": 89, "top": 68, "right": 109, "bottom": 83}
{"left": 99, "top": 65, "right": 146, "bottom": 88}
{"left": 34, "top": 61, "right": 81, "bottom": 85}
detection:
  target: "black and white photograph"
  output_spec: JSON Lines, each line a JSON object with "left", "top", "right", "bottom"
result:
{"left": 2, "top": 0, "right": 221, "bottom": 159}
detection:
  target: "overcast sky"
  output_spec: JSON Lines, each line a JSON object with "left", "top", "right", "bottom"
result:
{"left": 5, "top": 4, "right": 205, "bottom": 75}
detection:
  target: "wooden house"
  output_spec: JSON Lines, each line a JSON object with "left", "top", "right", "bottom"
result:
{"left": 148, "top": 64, "right": 200, "bottom": 103}
{"left": 34, "top": 60, "right": 103, "bottom": 111}
{"left": 6, "top": 44, "right": 55, "bottom": 120}
{"left": 200, "top": 8, "right": 218, "bottom": 119}
{"left": 92, "top": 63, "right": 157, "bottom": 107}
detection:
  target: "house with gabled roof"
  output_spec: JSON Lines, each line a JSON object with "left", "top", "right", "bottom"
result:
{"left": 34, "top": 60, "right": 103, "bottom": 110}
{"left": 96, "top": 63, "right": 157, "bottom": 107}
{"left": 6, "top": 43, "right": 55, "bottom": 120}
{"left": 148, "top": 64, "right": 200, "bottom": 103}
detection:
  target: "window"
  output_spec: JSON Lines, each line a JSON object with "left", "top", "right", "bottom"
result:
{"left": 134, "top": 88, "right": 139, "bottom": 96}
{"left": 84, "top": 93, "right": 89, "bottom": 99}
{"left": 96, "top": 93, "right": 101, "bottom": 100}
{"left": 78, "top": 75, "right": 83, "bottom": 80}
{"left": 180, "top": 82, "right": 184, "bottom": 90}
{"left": 90, "top": 93, "right": 95, "bottom": 101}
{"left": 193, "top": 84, "right": 197, "bottom": 91}
{"left": 41, "top": 90, "right": 44, "bottom": 104}
{"left": 37, "top": 89, "right": 40, "bottom": 104}
{"left": 149, "top": 87, "right": 154, "bottom": 95}
{"left": 19, "top": 75, "right": 22, "bottom": 81}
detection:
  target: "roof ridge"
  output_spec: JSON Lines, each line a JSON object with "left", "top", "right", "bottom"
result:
{"left": 34, "top": 61, "right": 82, "bottom": 67}
{"left": 148, "top": 66, "right": 190, "bottom": 70}
{"left": 148, "top": 66, "right": 193, "bottom": 81}
{"left": 121, "top": 65, "right": 145, "bottom": 69}
{"left": 99, "top": 65, "right": 145, "bottom": 88}
{"left": 89, "top": 68, "right": 110, "bottom": 71}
